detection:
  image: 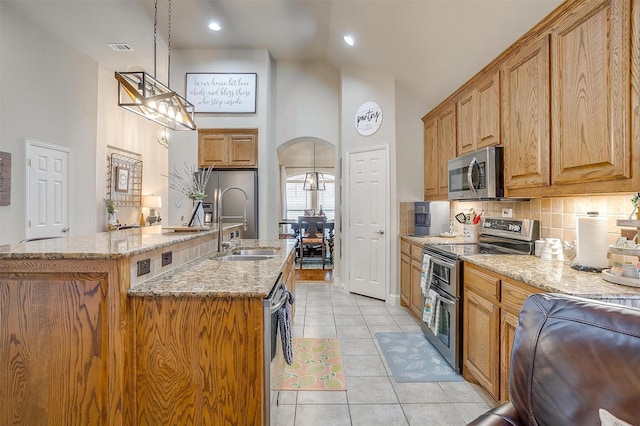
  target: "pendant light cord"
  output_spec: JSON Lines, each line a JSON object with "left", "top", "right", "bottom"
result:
{"left": 167, "top": 0, "right": 172, "bottom": 86}
{"left": 153, "top": 0, "right": 157, "bottom": 78}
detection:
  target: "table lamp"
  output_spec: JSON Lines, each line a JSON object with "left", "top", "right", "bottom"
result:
{"left": 142, "top": 195, "right": 162, "bottom": 225}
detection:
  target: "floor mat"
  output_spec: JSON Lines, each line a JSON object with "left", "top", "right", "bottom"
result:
{"left": 376, "top": 332, "right": 464, "bottom": 382}
{"left": 273, "top": 338, "right": 346, "bottom": 390}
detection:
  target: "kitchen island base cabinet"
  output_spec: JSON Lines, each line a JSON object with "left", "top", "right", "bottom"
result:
{"left": 462, "top": 262, "right": 540, "bottom": 403}
{"left": 133, "top": 296, "right": 264, "bottom": 425}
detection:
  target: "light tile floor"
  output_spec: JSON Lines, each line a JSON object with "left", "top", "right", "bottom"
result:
{"left": 272, "top": 281, "right": 494, "bottom": 426}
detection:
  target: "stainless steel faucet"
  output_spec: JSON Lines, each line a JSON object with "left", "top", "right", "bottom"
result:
{"left": 217, "top": 186, "right": 249, "bottom": 253}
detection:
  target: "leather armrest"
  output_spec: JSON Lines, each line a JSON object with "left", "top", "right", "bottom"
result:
{"left": 466, "top": 403, "right": 523, "bottom": 426}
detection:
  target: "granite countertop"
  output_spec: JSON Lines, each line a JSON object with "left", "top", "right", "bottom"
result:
{"left": 128, "top": 239, "right": 296, "bottom": 298}
{"left": 400, "top": 234, "right": 640, "bottom": 301}
{"left": 462, "top": 255, "right": 640, "bottom": 300}
{"left": 0, "top": 224, "right": 241, "bottom": 260}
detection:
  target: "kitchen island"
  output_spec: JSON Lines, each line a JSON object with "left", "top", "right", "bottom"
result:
{"left": 0, "top": 226, "right": 295, "bottom": 425}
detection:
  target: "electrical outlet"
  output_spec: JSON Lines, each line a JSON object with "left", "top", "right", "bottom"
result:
{"left": 137, "top": 258, "right": 151, "bottom": 276}
{"left": 502, "top": 208, "right": 513, "bottom": 218}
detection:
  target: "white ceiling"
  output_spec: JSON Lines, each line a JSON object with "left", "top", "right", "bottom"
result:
{"left": 6, "top": 0, "right": 562, "bottom": 108}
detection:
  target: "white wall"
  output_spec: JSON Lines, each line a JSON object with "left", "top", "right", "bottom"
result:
{"left": 275, "top": 61, "right": 340, "bottom": 148}
{"left": 395, "top": 82, "right": 426, "bottom": 201}
{"left": 0, "top": 3, "right": 98, "bottom": 244}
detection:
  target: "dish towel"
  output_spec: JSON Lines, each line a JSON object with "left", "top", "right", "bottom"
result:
{"left": 276, "top": 290, "right": 295, "bottom": 365}
{"left": 430, "top": 295, "right": 441, "bottom": 335}
{"left": 423, "top": 288, "right": 439, "bottom": 325}
{"left": 420, "top": 253, "right": 433, "bottom": 297}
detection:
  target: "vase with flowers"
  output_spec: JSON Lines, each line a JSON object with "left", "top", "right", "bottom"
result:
{"left": 105, "top": 199, "right": 117, "bottom": 225}
{"left": 168, "top": 164, "right": 213, "bottom": 227}
{"left": 632, "top": 192, "right": 640, "bottom": 220}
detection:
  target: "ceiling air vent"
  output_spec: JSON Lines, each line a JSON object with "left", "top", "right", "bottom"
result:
{"left": 107, "top": 43, "right": 133, "bottom": 52}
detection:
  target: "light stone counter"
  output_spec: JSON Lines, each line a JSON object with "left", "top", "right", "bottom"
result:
{"left": 463, "top": 255, "right": 640, "bottom": 306}
{"left": 0, "top": 224, "right": 240, "bottom": 260}
{"left": 128, "top": 239, "right": 297, "bottom": 298}
{"left": 401, "top": 234, "right": 465, "bottom": 246}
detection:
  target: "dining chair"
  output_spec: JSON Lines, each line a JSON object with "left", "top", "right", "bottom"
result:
{"left": 297, "top": 216, "right": 327, "bottom": 269}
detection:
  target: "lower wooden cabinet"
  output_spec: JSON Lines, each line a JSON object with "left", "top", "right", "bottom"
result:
{"left": 400, "top": 238, "right": 425, "bottom": 318}
{"left": 463, "top": 262, "right": 540, "bottom": 402}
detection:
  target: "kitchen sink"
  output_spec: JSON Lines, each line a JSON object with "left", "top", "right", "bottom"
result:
{"left": 215, "top": 254, "right": 273, "bottom": 262}
{"left": 237, "top": 249, "right": 277, "bottom": 256}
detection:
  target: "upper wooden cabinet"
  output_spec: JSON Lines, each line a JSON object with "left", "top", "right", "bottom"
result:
{"left": 423, "top": 116, "right": 439, "bottom": 198}
{"left": 422, "top": 0, "right": 640, "bottom": 198}
{"left": 551, "top": 0, "right": 631, "bottom": 185}
{"left": 437, "top": 103, "right": 457, "bottom": 196}
{"left": 423, "top": 101, "right": 457, "bottom": 200}
{"left": 502, "top": 34, "right": 551, "bottom": 191}
{"left": 457, "top": 69, "right": 501, "bottom": 155}
{"left": 198, "top": 128, "right": 258, "bottom": 169}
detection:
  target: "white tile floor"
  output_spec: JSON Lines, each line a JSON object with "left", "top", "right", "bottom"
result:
{"left": 272, "top": 281, "right": 494, "bottom": 425}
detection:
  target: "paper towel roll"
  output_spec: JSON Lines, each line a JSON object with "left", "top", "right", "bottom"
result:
{"left": 576, "top": 215, "right": 609, "bottom": 268}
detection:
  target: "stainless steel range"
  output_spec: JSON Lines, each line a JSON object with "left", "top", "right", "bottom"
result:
{"left": 420, "top": 217, "right": 539, "bottom": 373}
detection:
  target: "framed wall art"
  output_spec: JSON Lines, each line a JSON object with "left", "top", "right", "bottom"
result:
{"left": 115, "top": 166, "right": 129, "bottom": 192}
{"left": 185, "top": 73, "right": 257, "bottom": 113}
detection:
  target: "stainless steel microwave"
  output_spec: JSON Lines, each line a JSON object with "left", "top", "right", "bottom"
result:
{"left": 447, "top": 146, "right": 504, "bottom": 200}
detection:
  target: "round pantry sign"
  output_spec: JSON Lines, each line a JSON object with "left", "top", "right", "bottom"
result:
{"left": 354, "top": 101, "right": 383, "bottom": 136}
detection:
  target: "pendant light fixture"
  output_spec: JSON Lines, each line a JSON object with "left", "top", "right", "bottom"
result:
{"left": 303, "top": 142, "right": 325, "bottom": 191}
{"left": 114, "top": 0, "right": 196, "bottom": 131}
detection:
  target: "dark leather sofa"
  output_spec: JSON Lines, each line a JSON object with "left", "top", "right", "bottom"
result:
{"left": 468, "top": 293, "right": 640, "bottom": 426}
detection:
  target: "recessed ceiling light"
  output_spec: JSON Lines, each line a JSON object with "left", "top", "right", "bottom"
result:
{"left": 208, "top": 22, "right": 221, "bottom": 31}
{"left": 343, "top": 35, "right": 354, "bottom": 46}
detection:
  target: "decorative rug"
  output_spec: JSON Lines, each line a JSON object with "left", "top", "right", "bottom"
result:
{"left": 375, "top": 332, "right": 464, "bottom": 382}
{"left": 273, "top": 338, "right": 346, "bottom": 390}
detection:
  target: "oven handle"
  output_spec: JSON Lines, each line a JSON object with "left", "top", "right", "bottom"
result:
{"left": 437, "top": 295, "right": 455, "bottom": 305}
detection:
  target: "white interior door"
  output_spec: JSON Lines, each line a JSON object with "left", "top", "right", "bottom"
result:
{"left": 27, "top": 141, "right": 70, "bottom": 240}
{"left": 346, "top": 146, "right": 388, "bottom": 300}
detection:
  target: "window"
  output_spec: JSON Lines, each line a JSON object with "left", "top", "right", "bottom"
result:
{"left": 284, "top": 173, "right": 335, "bottom": 220}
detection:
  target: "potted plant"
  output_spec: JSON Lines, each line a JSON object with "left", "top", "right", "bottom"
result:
{"left": 168, "top": 164, "right": 213, "bottom": 227}
{"left": 106, "top": 199, "right": 117, "bottom": 225}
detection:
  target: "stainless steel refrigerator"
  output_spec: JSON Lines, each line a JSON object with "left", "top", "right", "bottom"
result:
{"left": 203, "top": 170, "right": 259, "bottom": 239}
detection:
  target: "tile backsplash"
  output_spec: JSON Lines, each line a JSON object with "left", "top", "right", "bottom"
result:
{"left": 401, "top": 193, "right": 639, "bottom": 244}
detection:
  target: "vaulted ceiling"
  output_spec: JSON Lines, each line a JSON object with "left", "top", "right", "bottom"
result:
{"left": 7, "top": 0, "right": 561, "bottom": 109}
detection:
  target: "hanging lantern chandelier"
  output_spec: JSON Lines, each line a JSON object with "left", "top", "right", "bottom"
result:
{"left": 303, "top": 142, "right": 326, "bottom": 191}
{"left": 114, "top": 0, "right": 196, "bottom": 131}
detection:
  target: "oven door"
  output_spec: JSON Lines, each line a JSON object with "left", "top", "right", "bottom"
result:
{"left": 427, "top": 251, "right": 460, "bottom": 298}
{"left": 421, "top": 287, "right": 461, "bottom": 373}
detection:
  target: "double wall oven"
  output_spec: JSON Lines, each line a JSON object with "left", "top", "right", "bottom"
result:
{"left": 420, "top": 217, "right": 539, "bottom": 373}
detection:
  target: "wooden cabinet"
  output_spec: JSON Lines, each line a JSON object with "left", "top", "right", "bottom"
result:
{"left": 477, "top": 70, "right": 501, "bottom": 149}
{"left": 423, "top": 117, "right": 439, "bottom": 198}
{"left": 423, "top": 0, "right": 640, "bottom": 198}
{"left": 422, "top": 101, "right": 457, "bottom": 200}
{"left": 457, "top": 69, "right": 501, "bottom": 155}
{"left": 198, "top": 128, "right": 258, "bottom": 169}
{"left": 463, "top": 263, "right": 541, "bottom": 402}
{"left": 456, "top": 87, "right": 478, "bottom": 155}
{"left": 551, "top": 0, "right": 631, "bottom": 186}
{"left": 502, "top": 34, "right": 551, "bottom": 191}
{"left": 399, "top": 238, "right": 425, "bottom": 318}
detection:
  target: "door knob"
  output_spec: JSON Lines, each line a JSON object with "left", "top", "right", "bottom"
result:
{"left": 61, "top": 227, "right": 69, "bottom": 233}
{"left": 374, "top": 230, "right": 384, "bottom": 235}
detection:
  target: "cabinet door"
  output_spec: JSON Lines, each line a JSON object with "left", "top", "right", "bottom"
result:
{"left": 502, "top": 35, "right": 551, "bottom": 190}
{"left": 477, "top": 70, "right": 501, "bottom": 148}
{"left": 228, "top": 132, "right": 258, "bottom": 168}
{"left": 457, "top": 87, "right": 478, "bottom": 155}
{"left": 463, "top": 289, "right": 500, "bottom": 400}
{"left": 400, "top": 253, "right": 411, "bottom": 307}
{"left": 198, "top": 132, "right": 227, "bottom": 168}
{"left": 500, "top": 310, "right": 519, "bottom": 403}
{"left": 410, "top": 257, "right": 424, "bottom": 318}
{"left": 423, "top": 116, "right": 439, "bottom": 198}
{"left": 437, "top": 103, "right": 457, "bottom": 196}
{"left": 551, "top": 0, "right": 631, "bottom": 185}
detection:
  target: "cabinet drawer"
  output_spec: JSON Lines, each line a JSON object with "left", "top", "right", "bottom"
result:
{"left": 501, "top": 278, "right": 540, "bottom": 315}
{"left": 401, "top": 240, "right": 411, "bottom": 256}
{"left": 410, "top": 243, "right": 424, "bottom": 260}
{"left": 464, "top": 263, "right": 500, "bottom": 303}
